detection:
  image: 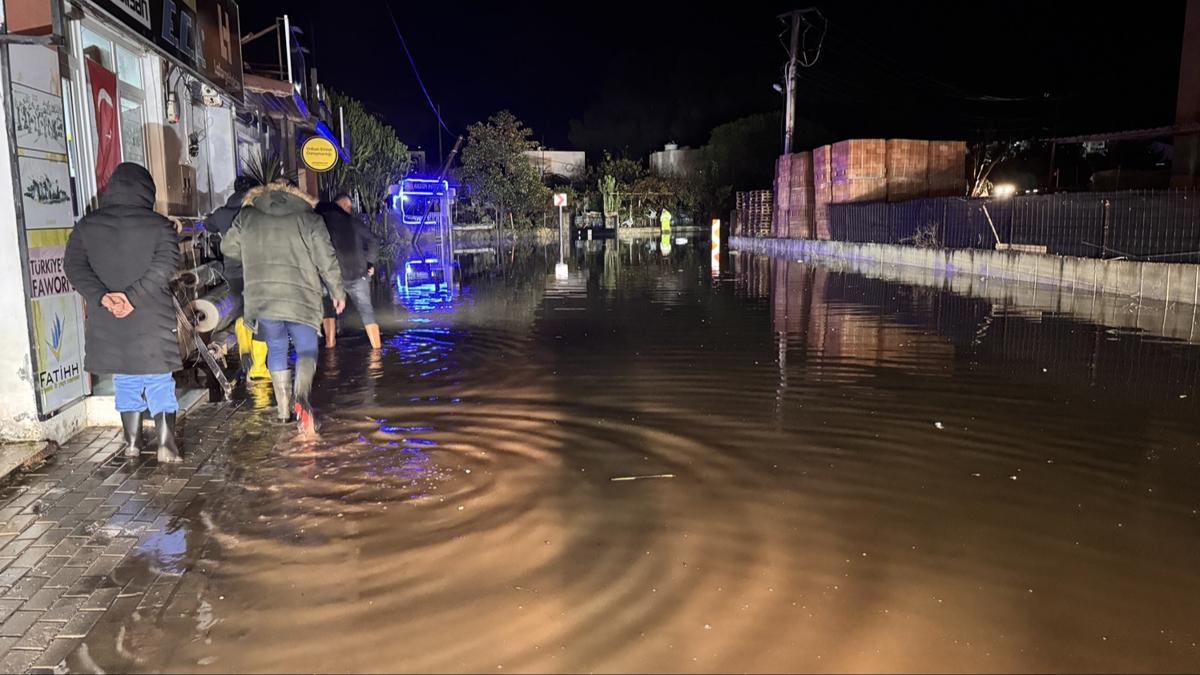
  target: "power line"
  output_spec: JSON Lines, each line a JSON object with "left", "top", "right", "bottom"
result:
{"left": 381, "top": 0, "right": 452, "bottom": 135}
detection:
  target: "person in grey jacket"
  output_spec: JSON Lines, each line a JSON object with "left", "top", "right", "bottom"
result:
{"left": 223, "top": 182, "right": 345, "bottom": 435}
{"left": 64, "top": 163, "right": 183, "bottom": 462}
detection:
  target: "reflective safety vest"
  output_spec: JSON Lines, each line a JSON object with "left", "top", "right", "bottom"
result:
{"left": 659, "top": 208, "right": 672, "bottom": 233}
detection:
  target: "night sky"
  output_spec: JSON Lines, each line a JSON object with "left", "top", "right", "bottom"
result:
{"left": 238, "top": 1, "right": 1187, "bottom": 159}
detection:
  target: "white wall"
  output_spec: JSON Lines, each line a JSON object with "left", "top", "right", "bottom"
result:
{"left": 524, "top": 150, "right": 585, "bottom": 179}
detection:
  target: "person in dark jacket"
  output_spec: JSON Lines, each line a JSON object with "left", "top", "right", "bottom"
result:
{"left": 204, "top": 174, "right": 258, "bottom": 296}
{"left": 318, "top": 193, "right": 382, "bottom": 349}
{"left": 64, "top": 163, "right": 183, "bottom": 463}
{"left": 223, "top": 182, "right": 345, "bottom": 435}
{"left": 205, "top": 175, "right": 266, "bottom": 379}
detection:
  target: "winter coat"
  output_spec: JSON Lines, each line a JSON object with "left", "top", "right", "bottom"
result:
{"left": 204, "top": 190, "right": 247, "bottom": 280}
{"left": 222, "top": 183, "right": 345, "bottom": 332}
{"left": 317, "top": 202, "right": 380, "bottom": 280}
{"left": 64, "top": 163, "right": 182, "bottom": 376}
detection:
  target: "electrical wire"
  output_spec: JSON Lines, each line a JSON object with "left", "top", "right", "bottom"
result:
{"left": 381, "top": 0, "right": 452, "bottom": 135}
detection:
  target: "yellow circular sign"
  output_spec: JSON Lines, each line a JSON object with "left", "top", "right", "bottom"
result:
{"left": 301, "top": 136, "right": 339, "bottom": 173}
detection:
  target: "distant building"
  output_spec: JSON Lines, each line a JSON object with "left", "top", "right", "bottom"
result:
{"left": 650, "top": 143, "right": 704, "bottom": 178}
{"left": 524, "top": 149, "right": 586, "bottom": 179}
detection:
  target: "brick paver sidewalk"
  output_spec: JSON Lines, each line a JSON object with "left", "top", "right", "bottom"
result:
{"left": 0, "top": 403, "right": 240, "bottom": 674}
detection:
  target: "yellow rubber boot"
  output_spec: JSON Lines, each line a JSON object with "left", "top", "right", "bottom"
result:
{"left": 235, "top": 318, "right": 254, "bottom": 355}
{"left": 249, "top": 339, "right": 271, "bottom": 381}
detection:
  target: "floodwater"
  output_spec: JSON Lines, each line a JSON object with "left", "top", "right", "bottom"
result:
{"left": 78, "top": 236, "right": 1200, "bottom": 673}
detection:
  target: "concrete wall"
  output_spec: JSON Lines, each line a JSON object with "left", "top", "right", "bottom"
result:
{"left": 732, "top": 237, "right": 1200, "bottom": 329}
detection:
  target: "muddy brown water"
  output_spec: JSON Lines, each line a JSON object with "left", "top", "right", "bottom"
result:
{"left": 76, "top": 238, "right": 1200, "bottom": 673}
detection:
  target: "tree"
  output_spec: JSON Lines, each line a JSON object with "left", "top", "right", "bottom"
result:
{"left": 321, "top": 90, "right": 410, "bottom": 227}
{"left": 459, "top": 110, "right": 550, "bottom": 228}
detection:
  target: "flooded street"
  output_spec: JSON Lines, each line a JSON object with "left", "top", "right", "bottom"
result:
{"left": 72, "top": 236, "right": 1200, "bottom": 673}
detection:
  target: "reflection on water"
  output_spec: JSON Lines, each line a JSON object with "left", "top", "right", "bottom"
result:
{"left": 78, "top": 237, "right": 1200, "bottom": 673}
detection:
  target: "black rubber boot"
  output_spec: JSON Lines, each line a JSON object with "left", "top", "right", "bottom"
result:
{"left": 154, "top": 412, "right": 182, "bottom": 464}
{"left": 293, "top": 357, "right": 317, "bottom": 435}
{"left": 270, "top": 370, "right": 292, "bottom": 422}
{"left": 120, "top": 411, "right": 144, "bottom": 457}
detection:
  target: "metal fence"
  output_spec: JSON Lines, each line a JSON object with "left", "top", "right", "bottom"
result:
{"left": 828, "top": 190, "right": 1200, "bottom": 262}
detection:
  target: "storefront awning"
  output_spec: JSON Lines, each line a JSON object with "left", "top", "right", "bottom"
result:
{"left": 242, "top": 74, "right": 309, "bottom": 124}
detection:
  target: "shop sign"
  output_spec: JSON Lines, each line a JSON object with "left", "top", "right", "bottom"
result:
{"left": 84, "top": 0, "right": 244, "bottom": 98}
{"left": 301, "top": 136, "right": 339, "bottom": 173}
{"left": 7, "top": 45, "right": 88, "bottom": 415}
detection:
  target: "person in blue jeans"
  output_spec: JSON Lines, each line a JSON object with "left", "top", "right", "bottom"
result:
{"left": 318, "top": 194, "right": 382, "bottom": 350}
{"left": 222, "top": 181, "right": 344, "bottom": 435}
{"left": 64, "top": 163, "right": 184, "bottom": 462}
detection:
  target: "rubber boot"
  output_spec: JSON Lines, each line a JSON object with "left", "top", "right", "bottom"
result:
{"left": 121, "top": 411, "right": 144, "bottom": 457}
{"left": 248, "top": 339, "right": 271, "bottom": 381}
{"left": 293, "top": 357, "right": 317, "bottom": 436}
{"left": 154, "top": 412, "right": 181, "bottom": 464}
{"left": 235, "top": 318, "right": 254, "bottom": 375}
{"left": 269, "top": 370, "right": 292, "bottom": 422}
{"left": 365, "top": 324, "right": 382, "bottom": 350}
{"left": 323, "top": 318, "right": 338, "bottom": 349}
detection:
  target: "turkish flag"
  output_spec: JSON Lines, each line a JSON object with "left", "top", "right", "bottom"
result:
{"left": 86, "top": 58, "right": 120, "bottom": 193}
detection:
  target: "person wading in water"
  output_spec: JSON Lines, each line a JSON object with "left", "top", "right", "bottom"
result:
{"left": 223, "top": 180, "right": 345, "bottom": 436}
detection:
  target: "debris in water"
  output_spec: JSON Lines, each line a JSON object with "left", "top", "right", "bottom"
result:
{"left": 198, "top": 656, "right": 219, "bottom": 666}
{"left": 934, "top": 422, "right": 945, "bottom": 430}
{"left": 610, "top": 474, "right": 676, "bottom": 482}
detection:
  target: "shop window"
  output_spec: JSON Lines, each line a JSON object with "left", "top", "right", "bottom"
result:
{"left": 115, "top": 45, "right": 142, "bottom": 89}
{"left": 79, "top": 26, "right": 112, "bottom": 70}
{"left": 119, "top": 97, "right": 146, "bottom": 166}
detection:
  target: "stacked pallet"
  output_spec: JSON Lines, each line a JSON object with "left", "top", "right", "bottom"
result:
{"left": 886, "top": 139, "right": 930, "bottom": 202}
{"left": 928, "top": 140, "right": 968, "bottom": 197}
{"left": 771, "top": 138, "right": 967, "bottom": 241}
{"left": 813, "top": 145, "right": 833, "bottom": 240}
{"left": 772, "top": 152, "right": 815, "bottom": 238}
{"left": 736, "top": 190, "right": 774, "bottom": 237}
{"left": 831, "top": 139, "right": 888, "bottom": 204}
{"left": 772, "top": 155, "right": 790, "bottom": 238}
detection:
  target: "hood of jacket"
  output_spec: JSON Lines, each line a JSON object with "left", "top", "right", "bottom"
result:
{"left": 223, "top": 189, "right": 248, "bottom": 209}
{"left": 243, "top": 182, "right": 318, "bottom": 216}
{"left": 99, "top": 162, "right": 156, "bottom": 210}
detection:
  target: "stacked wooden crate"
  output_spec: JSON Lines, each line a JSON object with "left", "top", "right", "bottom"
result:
{"left": 736, "top": 190, "right": 774, "bottom": 237}
{"left": 928, "top": 140, "right": 968, "bottom": 197}
{"left": 886, "top": 139, "right": 930, "bottom": 202}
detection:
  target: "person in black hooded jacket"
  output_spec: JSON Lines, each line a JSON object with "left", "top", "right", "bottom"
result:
{"left": 317, "top": 194, "right": 382, "bottom": 349}
{"left": 65, "top": 163, "right": 183, "bottom": 463}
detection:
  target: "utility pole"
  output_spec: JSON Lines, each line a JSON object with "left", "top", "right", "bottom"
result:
{"left": 781, "top": 10, "right": 802, "bottom": 155}
{"left": 779, "top": 8, "right": 820, "bottom": 155}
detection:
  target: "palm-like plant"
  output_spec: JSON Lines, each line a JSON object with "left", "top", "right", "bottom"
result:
{"left": 244, "top": 149, "right": 284, "bottom": 187}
